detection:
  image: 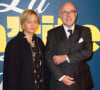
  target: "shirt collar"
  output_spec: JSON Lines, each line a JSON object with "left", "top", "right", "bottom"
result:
{"left": 63, "top": 24, "right": 75, "bottom": 33}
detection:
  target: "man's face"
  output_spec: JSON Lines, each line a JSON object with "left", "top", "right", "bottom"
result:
{"left": 59, "top": 3, "right": 77, "bottom": 28}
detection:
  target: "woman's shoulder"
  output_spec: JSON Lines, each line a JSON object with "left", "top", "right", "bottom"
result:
{"left": 34, "top": 35, "right": 45, "bottom": 49}
{"left": 34, "top": 35, "right": 43, "bottom": 43}
{"left": 6, "top": 32, "right": 25, "bottom": 48}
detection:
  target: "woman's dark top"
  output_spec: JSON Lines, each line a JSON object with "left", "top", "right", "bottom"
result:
{"left": 3, "top": 32, "right": 49, "bottom": 90}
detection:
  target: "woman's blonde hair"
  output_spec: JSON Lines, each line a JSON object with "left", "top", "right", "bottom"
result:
{"left": 20, "top": 9, "right": 40, "bottom": 29}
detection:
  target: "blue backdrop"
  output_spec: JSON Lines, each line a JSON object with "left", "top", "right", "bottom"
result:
{"left": 0, "top": 0, "right": 100, "bottom": 90}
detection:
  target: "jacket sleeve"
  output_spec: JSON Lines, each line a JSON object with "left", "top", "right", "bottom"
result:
{"left": 3, "top": 42, "right": 20, "bottom": 90}
{"left": 45, "top": 31, "right": 64, "bottom": 80}
{"left": 68, "top": 28, "right": 93, "bottom": 64}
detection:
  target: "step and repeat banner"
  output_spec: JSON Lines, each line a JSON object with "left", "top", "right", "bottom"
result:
{"left": 0, "top": 0, "right": 100, "bottom": 90}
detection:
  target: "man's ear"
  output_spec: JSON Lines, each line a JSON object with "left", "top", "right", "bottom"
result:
{"left": 59, "top": 13, "right": 61, "bottom": 18}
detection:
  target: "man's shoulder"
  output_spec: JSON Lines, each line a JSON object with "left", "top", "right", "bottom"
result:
{"left": 76, "top": 25, "right": 90, "bottom": 30}
{"left": 48, "top": 25, "right": 63, "bottom": 33}
{"left": 75, "top": 25, "right": 90, "bottom": 33}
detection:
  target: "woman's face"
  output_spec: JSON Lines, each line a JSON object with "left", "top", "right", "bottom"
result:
{"left": 23, "top": 14, "right": 39, "bottom": 34}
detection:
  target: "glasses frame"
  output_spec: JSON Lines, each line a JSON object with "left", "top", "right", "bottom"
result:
{"left": 61, "top": 10, "right": 77, "bottom": 15}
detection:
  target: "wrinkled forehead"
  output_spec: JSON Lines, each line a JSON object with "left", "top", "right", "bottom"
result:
{"left": 60, "top": 3, "right": 77, "bottom": 12}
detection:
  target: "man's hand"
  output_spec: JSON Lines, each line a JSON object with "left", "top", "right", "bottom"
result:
{"left": 53, "top": 55, "right": 66, "bottom": 65}
{"left": 61, "top": 75, "right": 75, "bottom": 86}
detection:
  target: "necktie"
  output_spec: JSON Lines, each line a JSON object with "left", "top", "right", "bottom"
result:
{"left": 68, "top": 30, "right": 72, "bottom": 45}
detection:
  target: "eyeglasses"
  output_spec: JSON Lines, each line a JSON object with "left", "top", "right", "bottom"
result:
{"left": 61, "top": 10, "right": 77, "bottom": 15}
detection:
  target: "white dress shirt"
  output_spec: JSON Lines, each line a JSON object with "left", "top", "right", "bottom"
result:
{"left": 63, "top": 24, "right": 75, "bottom": 39}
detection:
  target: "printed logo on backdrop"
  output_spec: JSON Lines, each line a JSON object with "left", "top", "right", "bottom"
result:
{"left": 0, "top": 0, "right": 50, "bottom": 13}
{"left": 0, "top": 0, "right": 100, "bottom": 89}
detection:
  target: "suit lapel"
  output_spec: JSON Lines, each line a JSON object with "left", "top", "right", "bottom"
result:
{"left": 56, "top": 25, "right": 81, "bottom": 54}
{"left": 70, "top": 25, "right": 81, "bottom": 48}
{"left": 58, "top": 25, "right": 70, "bottom": 53}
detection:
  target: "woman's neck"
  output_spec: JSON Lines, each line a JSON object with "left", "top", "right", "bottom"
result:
{"left": 24, "top": 32, "right": 34, "bottom": 41}
{"left": 23, "top": 32, "right": 35, "bottom": 47}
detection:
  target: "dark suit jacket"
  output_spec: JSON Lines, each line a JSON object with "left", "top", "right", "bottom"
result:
{"left": 3, "top": 32, "right": 49, "bottom": 90}
{"left": 46, "top": 25, "right": 94, "bottom": 90}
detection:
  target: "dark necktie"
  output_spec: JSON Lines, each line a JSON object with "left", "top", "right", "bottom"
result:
{"left": 68, "top": 29, "right": 72, "bottom": 45}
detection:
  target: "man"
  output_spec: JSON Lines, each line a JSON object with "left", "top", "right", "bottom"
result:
{"left": 45, "top": 2, "right": 94, "bottom": 90}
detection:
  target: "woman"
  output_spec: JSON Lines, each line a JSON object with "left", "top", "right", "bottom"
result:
{"left": 3, "top": 9, "right": 48, "bottom": 90}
